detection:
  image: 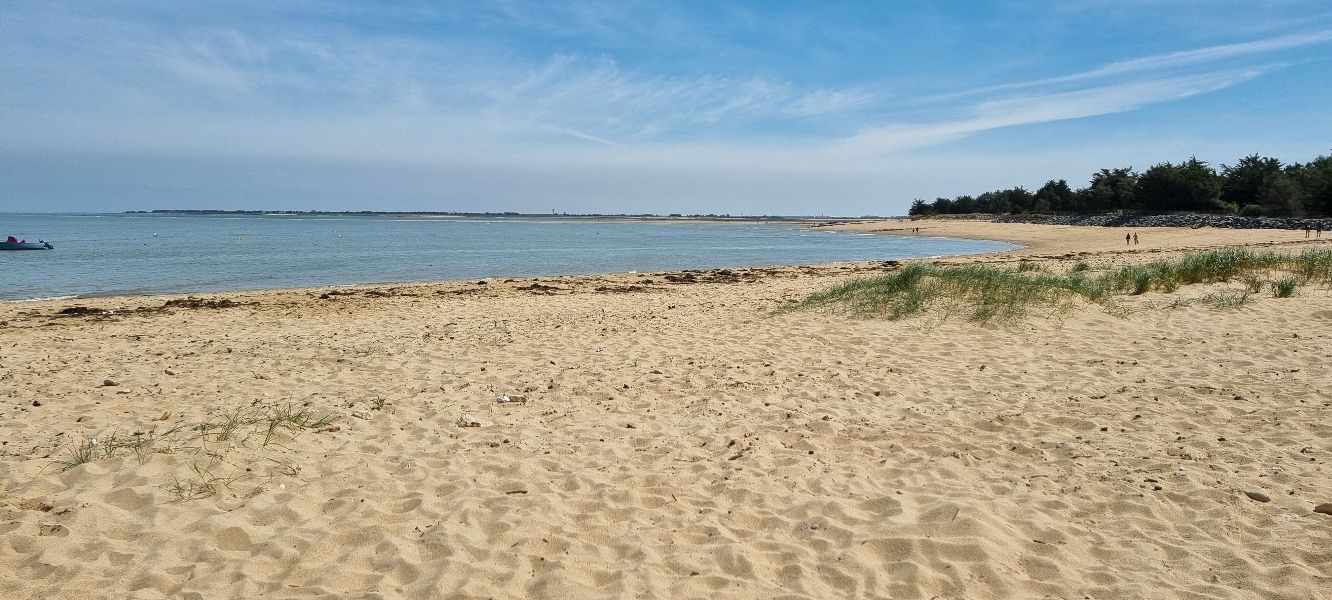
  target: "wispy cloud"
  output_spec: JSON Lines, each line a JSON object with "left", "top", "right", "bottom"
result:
{"left": 927, "top": 29, "right": 1332, "bottom": 102}
{"left": 815, "top": 27, "right": 1332, "bottom": 156}
{"left": 152, "top": 31, "right": 268, "bottom": 93}
{"left": 4, "top": 1, "right": 1330, "bottom": 214}
{"left": 828, "top": 69, "right": 1268, "bottom": 156}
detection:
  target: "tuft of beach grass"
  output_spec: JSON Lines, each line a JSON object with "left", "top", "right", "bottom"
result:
{"left": 788, "top": 247, "right": 1327, "bottom": 324}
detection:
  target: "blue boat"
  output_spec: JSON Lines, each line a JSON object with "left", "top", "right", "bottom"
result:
{"left": 2, "top": 237, "right": 54, "bottom": 250}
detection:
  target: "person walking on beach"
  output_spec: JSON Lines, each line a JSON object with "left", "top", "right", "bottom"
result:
{"left": 1305, "top": 225, "right": 1312, "bottom": 238}
{"left": 1126, "top": 232, "right": 1131, "bottom": 246}
{"left": 1133, "top": 233, "right": 1139, "bottom": 245}
{"left": 1318, "top": 223, "right": 1324, "bottom": 238}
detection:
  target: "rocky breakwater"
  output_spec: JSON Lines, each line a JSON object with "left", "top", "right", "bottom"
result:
{"left": 991, "top": 213, "right": 1331, "bottom": 230}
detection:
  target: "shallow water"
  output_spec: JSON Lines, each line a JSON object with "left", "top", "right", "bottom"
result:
{"left": 0, "top": 213, "right": 1015, "bottom": 301}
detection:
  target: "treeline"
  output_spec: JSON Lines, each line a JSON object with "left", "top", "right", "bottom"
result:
{"left": 909, "top": 153, "right": 1332, "bottom": 218}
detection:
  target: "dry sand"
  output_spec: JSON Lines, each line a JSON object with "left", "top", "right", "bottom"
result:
{"left": 1, "top": 221, "right": 1330, "bottom": 599}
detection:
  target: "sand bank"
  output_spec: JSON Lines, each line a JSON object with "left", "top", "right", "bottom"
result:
{"left": 2, "top": 222, "right": 1330, "bottom": 599}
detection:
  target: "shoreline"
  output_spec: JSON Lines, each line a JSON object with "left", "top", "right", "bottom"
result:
{"left": 6, "top": 218, "right": 1328, "bottom": 306}
{"left": 15, "top": 212, "right": 1325, "bottom": 306}
{"left": 3, "top": 221, "right": 1330, "bottom": 599}
{"left": 0, "top": 219, "right": 1007, "bottom": 305}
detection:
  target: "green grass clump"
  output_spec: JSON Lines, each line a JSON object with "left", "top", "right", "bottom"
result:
{"left": 164, "top": 461, "right": 238, "bottom": 502}
{"left": 1197, "top": 291, "right": 1254, "bottom": 310}
{"left": 57, "top": 437, "right": 103, "bottom": 470}
{"left": 1111, "top": 261, "right": 1177, "bottom": 294}
{"left": 1242, "top": 272, "right": 1264, "bottom": 293}
{"left": 1271, "top": 275, "right": 1301, "bottom": 298}
{"left": 54, "top": 405, "right": 337, "bottom": 473}
{"left": 787, "top": 263, "right": 1115, "bottom": 324}
{"left": 1173, "top": 248, "right": 1260, "bottom": 284}
{"left": 198, "top": 410, "right": 252, "bottom": 442}
{"left": 1289, "top": 248, "right": 1332, "bottom": 285}
{"left": 790, "top": 246, "right": 1328, "bottom": 324}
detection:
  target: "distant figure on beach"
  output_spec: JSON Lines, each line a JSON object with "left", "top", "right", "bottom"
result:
{"left": 1318, "top": 223, "right": 1324, "bottom": 238}
{"left": 1305, "top": 225, "right": 1312, "bottom": 238}
{"left": 1133, "top": 233, "right": 1139, "bottom": 245}
{"left": 1126, "top": 233, "right": 1131, "bottom": 246}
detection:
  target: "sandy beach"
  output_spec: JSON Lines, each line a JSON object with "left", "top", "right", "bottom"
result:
{"left": 2, "top": 221, "right": 1330, "bottom": 599}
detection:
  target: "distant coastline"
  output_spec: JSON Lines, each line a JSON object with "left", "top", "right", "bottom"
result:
{"left": 123, "top": 209, "right": 891, "bottom": 222}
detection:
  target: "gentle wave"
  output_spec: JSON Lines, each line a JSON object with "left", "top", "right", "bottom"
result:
{"left": 3, "top": 295, "right": 80, "bottom": 303}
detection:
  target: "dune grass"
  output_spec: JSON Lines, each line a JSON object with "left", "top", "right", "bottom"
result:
{"left": 788, "top": 247, "right": 1328, "bottom": 323}
{"left": 1272, "top": 275, "right": 1301, "bottom": 298}
{"left": 55, "top": 404, "right": 337, "bottom": 475}
{"left": 1198, "top": 291, "right": 1256, "bottom": 310}
{"left": 786, "top": 263, "right": 1118, "bottom": 324}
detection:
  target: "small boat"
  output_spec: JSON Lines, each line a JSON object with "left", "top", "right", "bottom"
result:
{"left": 1, "top": 237, "right": 54, "bottom": 250}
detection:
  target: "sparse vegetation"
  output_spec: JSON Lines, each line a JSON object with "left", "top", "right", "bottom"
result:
{"left": 1198, "top": 291, "right": 1254, "bottom": 309}
{"left": 1272, "top": 275, "right": 1301, "bottom": 297}
{"left": 785, "top": 263, "right": 1118, "bottom": 324}
{"left": 57, "top": 437, "right": 102, "bottom": 470}
{"left": 54, "top": 404, "right": 339, "bottom": 501}
{"left": 164, "top": 461, "right": 239, "bottom": 502}
{"left": 789, "top": 247, "right": 1327, "bottom": 323}
{"left": 1242, "top": 272, "right": 1264, "bottom": 293}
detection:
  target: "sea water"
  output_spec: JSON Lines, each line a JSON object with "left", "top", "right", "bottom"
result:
{"left": 0, "top": 213, "right": 1016, "bottom": 301}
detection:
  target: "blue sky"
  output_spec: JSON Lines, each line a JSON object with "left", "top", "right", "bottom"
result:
{"left": 3, "top": 1, "right": 1331, "bottom": 215}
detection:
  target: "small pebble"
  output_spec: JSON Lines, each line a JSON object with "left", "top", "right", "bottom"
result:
{"left": 101, "top": 379, "right": 119, "bottom": 387}
{"left": 1244, "top": 489, "right": 1271, "bottom": 503}
{"left": 1314, "top": 503, "right": 1332, "bottom": 515}
{"left": 31, "top": 400, "right": 42, "bottom": 407}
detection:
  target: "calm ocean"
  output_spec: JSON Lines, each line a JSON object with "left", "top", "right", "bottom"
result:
{"left": 0, "top": 213, "right": 1016, "bottom": 301}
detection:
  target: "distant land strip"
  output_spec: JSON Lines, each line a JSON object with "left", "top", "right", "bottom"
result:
{"left": 122, "top": 210, "right": 884, "bottom": 221}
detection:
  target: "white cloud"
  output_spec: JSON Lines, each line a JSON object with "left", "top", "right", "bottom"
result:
{"left": 927, "top": 29, "right": 1332, "bottom": 102}
{"left": 821, "top": 69, "right": 1265, "bottom": 157}
{"left": 3, "top": 2, "right": 1329, "bottom": 214}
